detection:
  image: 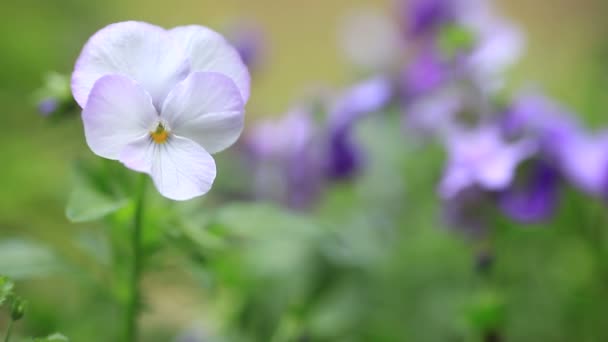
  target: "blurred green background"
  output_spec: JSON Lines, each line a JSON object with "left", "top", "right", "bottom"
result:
{"left": 2, "top": 0, "right": 608, "bottom": 341}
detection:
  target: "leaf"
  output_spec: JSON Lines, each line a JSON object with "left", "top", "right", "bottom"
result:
{"left": 0, "top": 275, "right": 14, "bottom": 306}
{"left": 65, "top": 186, "right": 129, "bottom": 223}
{"left": 65, "top": 159, "right": 133, "bottom": 223}
{"left": 31, "top": 333, "right": 69, "bottom": 342}
{"left": 207, "top": 202, "right": 317, "bottom": 238}
{"left": 0, "top": 240, "right": 65, "bottom": 279}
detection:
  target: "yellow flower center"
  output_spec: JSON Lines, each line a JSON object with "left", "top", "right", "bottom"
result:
{"left": 151, "top": 123, "right": 170, "bottom": 144}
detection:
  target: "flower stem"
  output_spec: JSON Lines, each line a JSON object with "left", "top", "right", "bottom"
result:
{"left": 4, "top": 320, "right": 13, "bottom": 342}
{"left": 125, "top": 175, "right": 147, "bottom": 342}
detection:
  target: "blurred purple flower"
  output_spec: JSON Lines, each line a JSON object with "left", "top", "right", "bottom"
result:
{"left": 500, "top": 93, "right": 579, "bottom": 156}
{"left": 401, "top": 48, "right": 448, "bottom": 98}
{"left": 227, "top": 23, "right": 266, "bottom": 70}
{"left": 556, "top": 130, "right": 608, "bottom": 197}
{"left": 439, "top": 125, "right": 536, "bottom": 199}
{"left": 499, "top": 161, "right": 560, "bottom": 223}
{"left": 327, "top": 77, "right": 393, "bottom": 180}
{"left": 401, "top": 0, "right": 523, "bottom": 93}
{"left": 403, "top": 85, "right": 465, "bottom": 137}
{"left": 246, "top": 109, "right": 322, "bottom": 210}
{"left": 402, "top": 0, "right": 453, "bottom": 37}
{"left": 501, "top": 93, "right": 608, "bottom": 197}
{"left": 462, "top": 15, "right": 524, "bottom": 92}
{"left": 37, "top": 97, "right": 59, "bottom": 116}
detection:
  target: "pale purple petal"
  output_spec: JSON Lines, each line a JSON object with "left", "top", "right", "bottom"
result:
{"left": 439, "top": 164, "right": 476, "bottom": 199}
{"left": 462, "top": 11, "right": 525, "bottom": 91}
{"left": 557, "top": 131, "right": 608, "bottom": 196}
{"left": 119, "top": 136, "right": 155, "bottom": 173}
{"left": 161, "top": 72, "right": 244, "bottom": 154}
{"left": 439, "top": 125, "right": 535, "bottom": 198}
{"left": 169, "top": 25, "right": 250, "bottom": 102}
{"left": 72, "top": 21, "right": 189, "bottom": 109}
{"left": 82, "top": 75, "right": 158, "bottom": 160}
{"left": 151, "top": 136, "right": 217, "bottom": 201}
{"left": 476, "top": 139, "right": 535, "bottom": 189}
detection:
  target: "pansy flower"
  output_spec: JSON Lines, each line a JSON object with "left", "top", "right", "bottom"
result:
{"left": 326, "top": 76, "right": 393, "bottom": 180}
{"left": 71, "top": 21, "right": 250, "bottom": 200}
{"left": 439, "top": 124, "right": 536, "bottom": 199}
{"left": 245, "top": 109, "right": 322, "bottom": 210}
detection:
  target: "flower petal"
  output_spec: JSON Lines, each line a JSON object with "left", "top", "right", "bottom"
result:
{"left": 72, "top": 21, "right": 189, "bottom": 108}
{"left": 82, "top": 75, "right": 158, "bottom": 160}
{"left": 119, "top": 136, "right": 155, "bottom": 173}
{"left": 161, "top": 72, "right": 244, "bottom": 154}
{"left": 169, "top": 25, "right": 250, "bottom": 102}
{"left": 150, "top": 136, "right": 217, "bottom": 201}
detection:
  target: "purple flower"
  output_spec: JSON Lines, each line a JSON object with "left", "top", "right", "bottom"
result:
{"left": 403, "top": 0, "right": 453, "bottom": 37}
{"left": 501, "top": 93, "right": 608, "bottom": 197}
{"left": 499, "top": 161, "right": 560, "bottom": 223}
{"left": 403, "top": 86, "right": 464, "bottom": 137}
{"left": 556, "top": 130, "right": 608, "bottom": 197}
{"left": 462, "top": 16, "right": 524, "bottom": 91}
{"left": 37, "top": 97, "right": 59, "bottom": 116}
{"left": 401, "top": 48, "right": 448, "bottom": 98}
{"left": 439, "top": 125, "right": 536, "bottom": 199}
{"left": 246, "top": 109, "right": 322, "bottom": 210}
{"left": 71, "top": 21, "right": 250, "bottom": 200}
{"left": 226, "top": 23, "right": 266, "bottom": 70}
{"left": 327, "top": 77, "right": 393, "bottom": 180}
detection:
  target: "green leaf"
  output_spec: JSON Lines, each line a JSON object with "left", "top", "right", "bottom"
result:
{"left": 0, "top": 240, "right": 65, "bottom": 279}
{"left": 65, "top": 186, "right": 129, "bottom": 223}
{"left": 31, "top": 333, "right": 69, "bottom": 342}
{"left": 0, "top": 275, "right": 14, "bottom": 306}
{"left": 65, "top": 159, "right": 133, "bottom": 223}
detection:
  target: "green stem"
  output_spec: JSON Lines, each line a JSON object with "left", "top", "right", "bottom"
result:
{"left": 4, "top": 320, "right": 13, "bottom": 342}
{"left": 125, "top": 175, "right": 147, "bottom": 342}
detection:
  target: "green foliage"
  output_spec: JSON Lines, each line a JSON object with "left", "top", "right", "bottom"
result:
{"left": 0, "top": 240, "right": 64, "bottom": 280}
{"left": 0, "top": 276, "right": 14, "bottom": 307}
{"left": 32, "top": 333, "right": 69, "bottom": 342}
{"left": 66, "top": 186, "right": 130, "bottom": 223}
{"left": 65, "top": 160, "right": 131, "bottom": 223}
{"left": 10, "top": 296, "right": 26, "bottom": 321}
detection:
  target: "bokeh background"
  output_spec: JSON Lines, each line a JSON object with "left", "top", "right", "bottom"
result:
{"left": 2, "top": 0, "right": 608, "bottom": 341}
